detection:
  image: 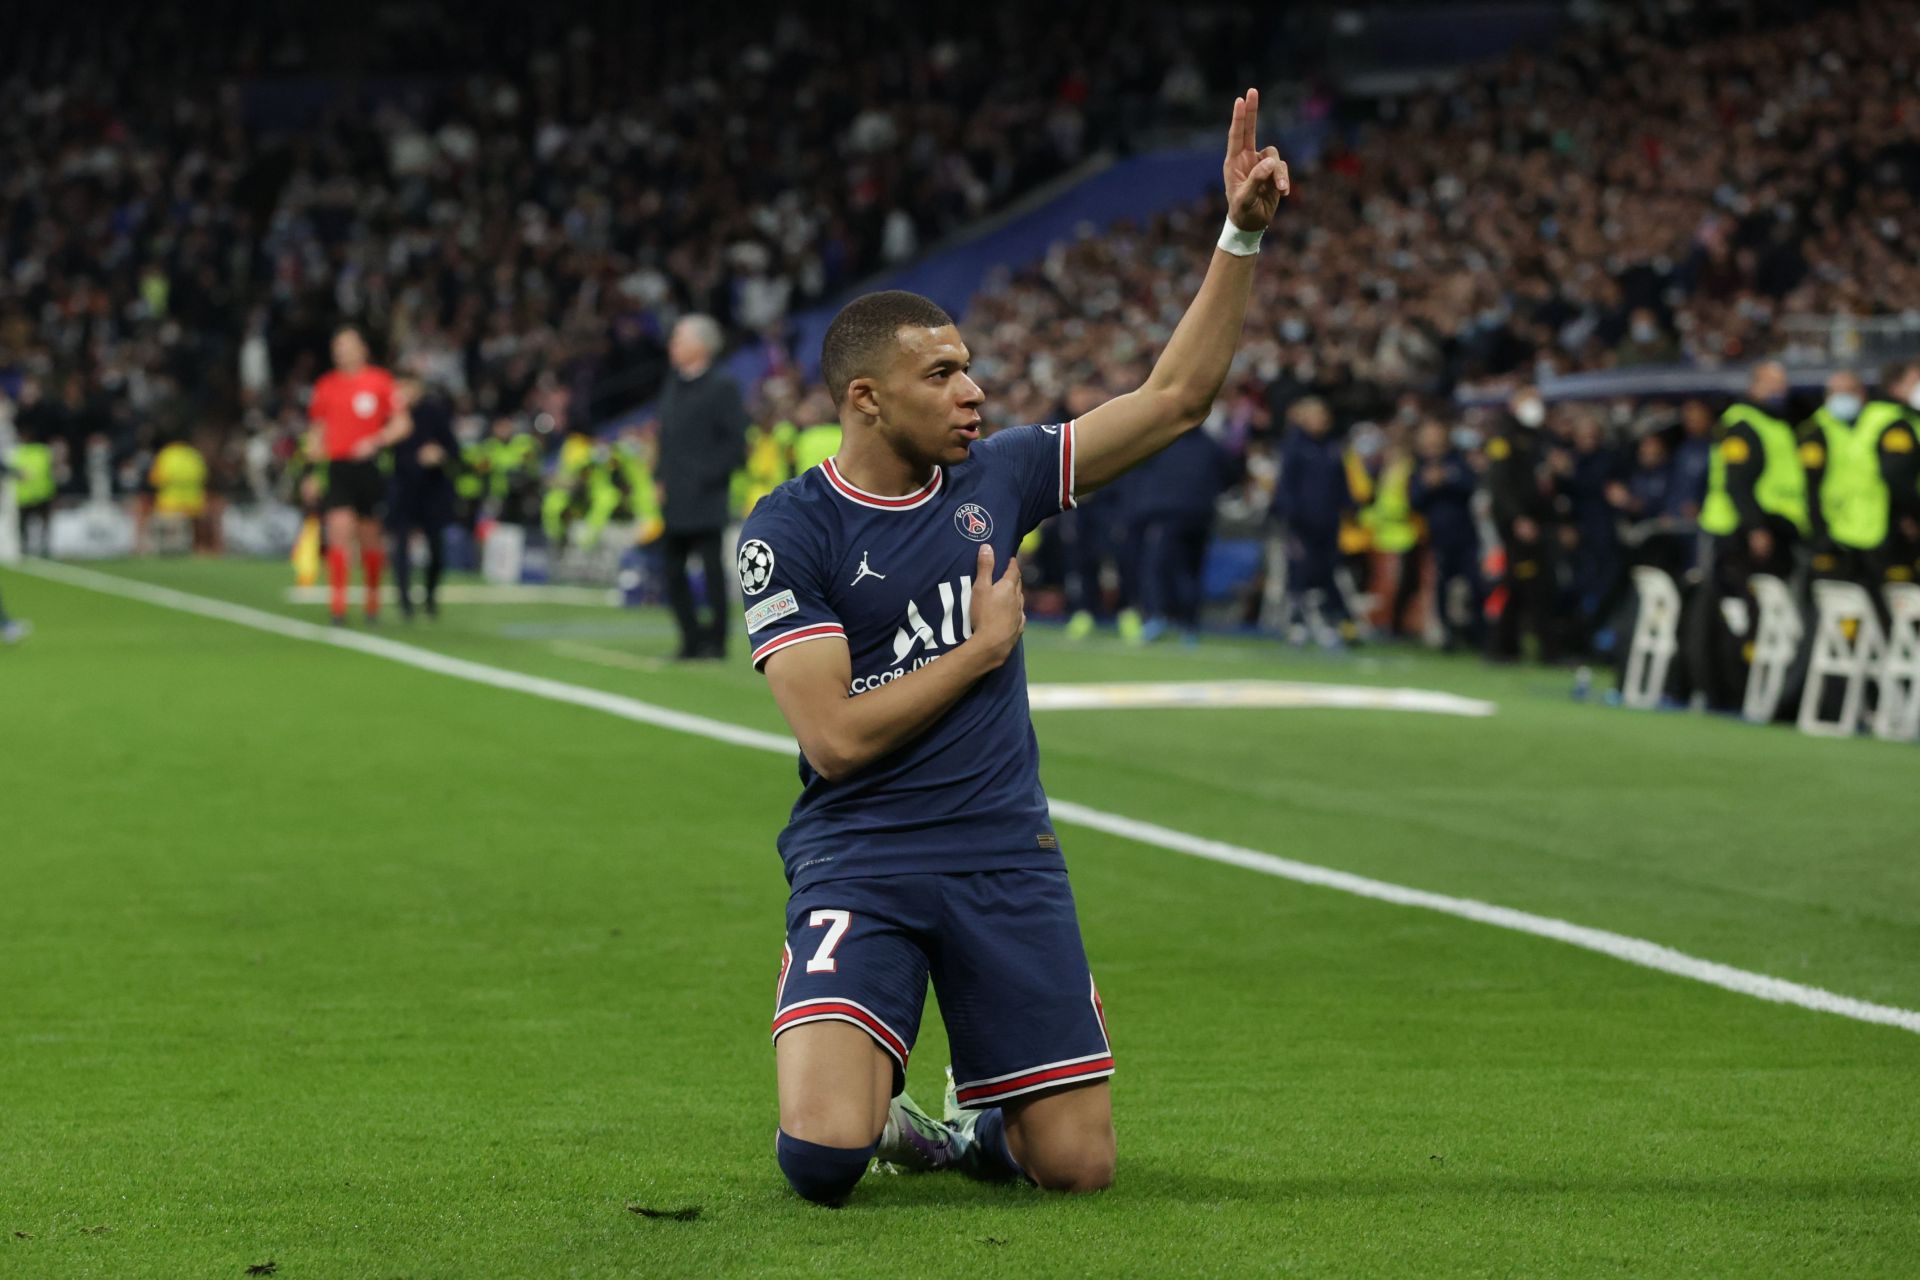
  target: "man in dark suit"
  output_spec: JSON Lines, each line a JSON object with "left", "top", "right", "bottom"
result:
{"left": 657, "top": 315, "right": 748, "bottom": 659}
{"left": 387, "top": 374, "right": 460, "bottom": 620}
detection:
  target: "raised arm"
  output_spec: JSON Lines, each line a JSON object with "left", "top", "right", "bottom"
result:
{"left": 1071, "top": 89, "right": 1291, "bottom": 495}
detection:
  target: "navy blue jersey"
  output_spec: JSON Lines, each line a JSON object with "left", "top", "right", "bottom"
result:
{"left": 738, "top": 421, "right": 1078, "bottom": 891}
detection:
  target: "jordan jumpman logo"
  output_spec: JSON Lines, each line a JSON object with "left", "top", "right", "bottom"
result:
{"left": 851, "top": 552, "right": 887, "bottom": 586}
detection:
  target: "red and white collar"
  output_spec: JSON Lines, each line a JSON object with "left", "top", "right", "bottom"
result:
{"left": 821, "top": 457, "right": 945, "bottom": 510}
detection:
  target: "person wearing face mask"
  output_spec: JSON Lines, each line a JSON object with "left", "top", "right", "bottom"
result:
{"left": 1854, "top": 361, "right": 1920, "bottom": 582}
{"left": 1485, "top": 385, "right": 1560, "bottom": 662}
{"left": 1798, "top": 370, "right": 1889, "bottom": 587}
{"left": 1615, "top": 308, "right": 1678, "bottom": 366}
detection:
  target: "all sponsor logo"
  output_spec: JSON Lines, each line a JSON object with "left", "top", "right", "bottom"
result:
{"left": 850, "top": 575, "right": 978, "bottom": 694}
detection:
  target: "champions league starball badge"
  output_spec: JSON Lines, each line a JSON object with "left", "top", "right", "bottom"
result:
{"left": 738, "top": 539, "right": 776, "bottom": 595}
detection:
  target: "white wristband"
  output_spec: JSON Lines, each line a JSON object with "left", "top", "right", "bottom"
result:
{"left": 1217, "top": 217, "right": 1263, "bottom": 257}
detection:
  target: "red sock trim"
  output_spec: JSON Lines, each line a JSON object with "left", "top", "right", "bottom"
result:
{"left": 327, "top": 547, "right": 350, "bottom": 617}
{"left": 362, "top": 548, "right": 385, "bottom": 614}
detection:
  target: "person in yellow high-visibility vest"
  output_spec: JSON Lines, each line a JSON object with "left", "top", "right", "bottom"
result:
{"left": 1360, "top": 423, "right": 1423, "bottom": 637}
{"left": 0, "top": 440, "right": 35, "bottom": 639}
{"left": 1688, "top": 360, "right": 1806, "bottom": 711}
{"left": 739, "top": 420, "right": 798, "bottom": 518}
{"left": 542, "top": 433, "right": 597, "bottom": 545}
{"left": 11, "top": 429, "right": 56, "bottom": 556}
{"left": 790, "top": 420, "right": 842, "bottom": 474}
{"left": 149, "top": 433, "right": 214, "bottom": 554}
{"left": 1857, "top": 360, "right": 1920, "bottom": 582}
{"left": 149, "top": 436, "right": 209, "bottom": 518}
{"left": 1797, "top": 368, "right": 1907, "bottom": 588}
{"left": 1699, "top": 360, "right": 1806, "bottom": 574}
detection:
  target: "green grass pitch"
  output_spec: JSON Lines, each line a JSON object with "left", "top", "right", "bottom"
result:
{"left": 3, "top": 558, "right": 1917, "bottom": 1278}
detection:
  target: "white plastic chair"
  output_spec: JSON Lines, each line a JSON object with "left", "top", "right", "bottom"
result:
{"left": 1874, "top": 582, "right": 1920, "bottom": 742}
{"left": 1622, "top": 566, "right": 1682, "bottom": 709}
{"left": 1797, "top": 579, "right": 1885, "bottom": 737}
{"left": 1743, "top": 573, "right": 1802, "bottom": 724}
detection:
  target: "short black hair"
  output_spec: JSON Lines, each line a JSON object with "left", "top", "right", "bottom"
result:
{"left": 820, "top": 291, "right": 954, "bottom": 408}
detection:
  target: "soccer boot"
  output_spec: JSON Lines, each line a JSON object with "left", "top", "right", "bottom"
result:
{"left": 1117, "top": 608, "right": 1145, "bottom": 645}
{"left": 941, "top": 1065, "right": 1015, "bottom": 1181}
{"left": 1065, "top": 610, "right": 1095, "bottom": 641}
{"left": 873, "top": 1090, "right": 958, "bottom": 1173}
{"left": 0, "top": 619, "right": 30, "bottom": 644}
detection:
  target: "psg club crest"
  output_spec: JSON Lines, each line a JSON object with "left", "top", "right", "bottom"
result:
{"left": 954, "top": 503, "right": 993, "bottom": 542}
{"left": 738, "top": 539, "right": 776, "bottom": 595}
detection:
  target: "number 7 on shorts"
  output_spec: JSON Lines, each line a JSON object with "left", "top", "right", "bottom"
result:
{"left": 804, "top": 909, "right": 850, "bottom": 973}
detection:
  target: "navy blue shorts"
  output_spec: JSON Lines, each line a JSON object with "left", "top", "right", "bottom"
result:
{"left": 772, "top": 869, "right": 1113, "bottom": 1110}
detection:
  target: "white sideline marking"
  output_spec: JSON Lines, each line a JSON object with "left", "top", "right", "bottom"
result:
{"left": 549, "top": 639, "right": 667, "bottom": 673}
{"left": 1028, "top": 680, "right": 1494, "bottom": 717}
{"left": 18, "top": 557, "right": 1920, "bottom": 1039}
{"left": 22, "top": 560, "right": 790, "bottom": 756}
{"left": 284, "top": 584, "right": 617, "bottom": 606}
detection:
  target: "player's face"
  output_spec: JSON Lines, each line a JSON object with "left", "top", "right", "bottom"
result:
{"left": 333, "top": 330, "right": 367, "bottom": 371}
{"left": 874, "top": 324, "right": 984, "bottom": 467}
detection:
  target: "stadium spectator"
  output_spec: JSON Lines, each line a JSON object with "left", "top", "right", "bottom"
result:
{"left": 388, "top": 376, "right": 461, "bottom": 619}
{"left": 1271, "top": 396, "right": 1356, "bottom": 647}
{"left": 1618, "top": 429, "right": 1691, "bottom": 582}
{"left": 1486, "top": 386, "right": 1560, "bottom": 663}
{"left": 656, "top": 315, "right": 747, "bottom": 660}
{"left": 1408, "top": 416, "right": 1485, "bottom": 651}
{"left": 1857, "top": 361, "right": 1920, "bottom": 583}
{"left": 1669, "top": 400, "right": 1716, "bottom": 526}
{"left": 1362, "top": 421, "right": 1423, "bottom": 639}
{"left": 146, "top": 431, "right": 216, "bottom": 555}
{"left": 10, "top": 425, "right": 57, "bottom": 557}
{"left": 1131, "top": 423, "right": 1235, "bottom": 644}
{"left": 1558, "top": 411, "right": 1628, "bottom": 655}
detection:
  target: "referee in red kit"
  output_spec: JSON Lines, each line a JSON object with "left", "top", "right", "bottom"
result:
{"left": 307, "top": 326, "right": 411, "bottom": 624}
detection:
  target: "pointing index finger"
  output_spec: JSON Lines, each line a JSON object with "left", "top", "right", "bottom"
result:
{"left": 1227, "top": 95, "right": 1244, "bottom": 159}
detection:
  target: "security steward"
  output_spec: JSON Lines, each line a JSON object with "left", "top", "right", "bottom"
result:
{"left": 1688, "top": 360, "right": 1808, "bottom": 709}
{"left": 1486, "top": 385, "right": 1558, "bottom": 662}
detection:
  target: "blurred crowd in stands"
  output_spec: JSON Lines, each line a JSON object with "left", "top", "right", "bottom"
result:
{"left": 0, "top": 0, "right": 1252, "bottom": 506}
{"left": 4, "top": 0, "right": 1919, "bottom": 670}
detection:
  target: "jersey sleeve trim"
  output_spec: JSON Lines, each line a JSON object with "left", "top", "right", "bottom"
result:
{"left": 1059, "top": 418, "right": 1077, "bottom": 511}
{"left": 752, "top": 622, "right": 848, "bottom": 671}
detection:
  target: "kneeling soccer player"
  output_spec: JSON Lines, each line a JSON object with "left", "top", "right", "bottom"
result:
{"left": 743, "top": 90, "right": 1288, "bottom": 1206}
